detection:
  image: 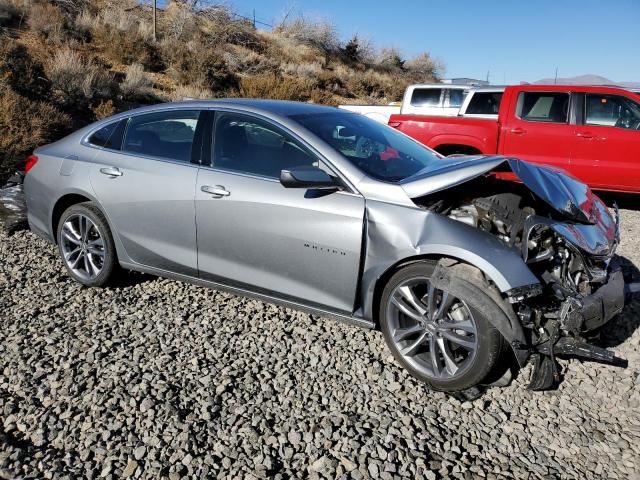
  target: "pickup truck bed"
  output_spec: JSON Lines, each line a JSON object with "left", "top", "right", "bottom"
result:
{"left": 389, "top": 115, "right": 499, "bottom": 157}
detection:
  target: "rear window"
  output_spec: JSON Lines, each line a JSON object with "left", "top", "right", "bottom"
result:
{"left": 465, "top": 92, "right": 503, "bottom": 115}
{"left": 410, "top": 88, "right": 442, "bottom": 107}
{"left": 122, "top": 110, "right": 200, "bottom": 162}
{"left": 518, "top": 92, "right": 569, "bottom": 123}
{"left": 88, "top": 120, "right": 127, "bottom": 150}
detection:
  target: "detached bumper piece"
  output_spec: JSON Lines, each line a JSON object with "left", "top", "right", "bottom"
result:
{"left": 0, "top": 171, "right": 28, "bottom": 235}
{"left": 529, "top": 268, "right": 627, "bottom": 391}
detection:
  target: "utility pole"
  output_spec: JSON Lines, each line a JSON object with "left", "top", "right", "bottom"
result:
{"left": 253, "top": 9, "right": 256, "bottom": 28}
{"left": 554, "top": 66, "right": 558, "bottom": 84}
{"left": 153, "top": 0, "right": 157, "bottom": 42}
{"left": 486, "top": 70, "right": 490, "bottom": 83}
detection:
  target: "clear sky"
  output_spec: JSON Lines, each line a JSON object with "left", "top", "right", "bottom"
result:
{"left": 229, "top": 0, "right": 640, "bottom": 84}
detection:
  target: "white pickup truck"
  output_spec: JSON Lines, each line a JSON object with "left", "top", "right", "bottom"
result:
{"left": 340, "top": 84, "right": 504, "bottom": 124}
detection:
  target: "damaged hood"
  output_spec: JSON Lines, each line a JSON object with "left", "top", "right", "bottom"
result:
{"left": 400, "top": 156, "right": 600, "bottom": 224}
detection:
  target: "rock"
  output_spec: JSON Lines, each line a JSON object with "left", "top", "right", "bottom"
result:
{"left": 122, "top": 459, "right": 138, "bottom": 478}
{"left": 1, "top": 216, "right": 640, "bottom": 479}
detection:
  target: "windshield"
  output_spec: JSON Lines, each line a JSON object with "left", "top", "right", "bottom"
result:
{"left": 290, "top": 112, "right": 442, "bottom": 182}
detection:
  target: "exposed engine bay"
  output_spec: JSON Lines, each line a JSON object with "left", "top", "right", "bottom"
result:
{"left": 413, "top": 173, "right": 626, "bottom": 390}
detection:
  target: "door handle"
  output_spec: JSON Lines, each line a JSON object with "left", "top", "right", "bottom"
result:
{"left": 201, "top": 185, "right": 230, "bottom": 198}
{"left": 509, "top": 127, "right": 526, "bottom": 135}
{"left": 577, "top": 132, "right": 594, "bottom": 139}
{"left": 99, "top": 167, "right": 123, "bottom": 177}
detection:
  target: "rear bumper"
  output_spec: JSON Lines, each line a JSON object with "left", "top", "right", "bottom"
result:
{"left": 578, "top": 266, "right": 625, "bottom": 332}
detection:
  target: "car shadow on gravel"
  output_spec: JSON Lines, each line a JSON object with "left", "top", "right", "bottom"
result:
{"left": 111, "top": 270, "right": 156, "bottom": 288}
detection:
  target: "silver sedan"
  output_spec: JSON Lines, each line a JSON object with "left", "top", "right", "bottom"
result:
{"left": 23, "top": 99, "right": 625, "bottom": 394}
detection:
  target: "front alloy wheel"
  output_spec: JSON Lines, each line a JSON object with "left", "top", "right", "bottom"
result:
{"left": 387, "top": 276, "right": 478, "bottom": 380}
{"left": 380, "top": 261, "right": 503, "bottom": 392}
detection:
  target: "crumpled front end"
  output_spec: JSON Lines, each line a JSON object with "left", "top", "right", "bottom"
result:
{"left": 409, "top": 158, "right": 628, "bottom": 390}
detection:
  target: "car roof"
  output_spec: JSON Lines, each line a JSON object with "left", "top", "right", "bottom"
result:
{"left": 119, "top": 99, "right": 342, "bottom": 118}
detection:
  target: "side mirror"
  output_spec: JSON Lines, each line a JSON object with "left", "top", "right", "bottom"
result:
{"left": 280, "top": 165, "right": 338, "bottom": 189}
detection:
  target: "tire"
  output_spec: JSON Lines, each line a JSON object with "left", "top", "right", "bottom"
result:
{"left": 56, "top": 202, "right": 118, "bottom": 287}
{"left": 380, "top": 260, "right": 503, "bottom": 392}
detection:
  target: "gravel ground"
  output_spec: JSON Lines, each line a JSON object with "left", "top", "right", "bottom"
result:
{"left": 1, "top": 210, "right": 639, "bottom": 480}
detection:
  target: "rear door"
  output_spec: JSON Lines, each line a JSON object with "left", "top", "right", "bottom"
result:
{"left": 195, "top": 111, "right": 365, "bottom": 312}
{"left": 89, "top": 109, "right": 202, "bottom": 276}
{"left": 572, "top": 92, "right": 640, "bottom": 191}
{"left": 501, "top": 90, "right": 574, "bottom": 170}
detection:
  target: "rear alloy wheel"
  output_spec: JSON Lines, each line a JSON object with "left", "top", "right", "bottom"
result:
{"left": 380, "top": 261, "right": 502, "bottom": 392}
{"left": 57, "top": 203, "right": 118, "bottom": 287}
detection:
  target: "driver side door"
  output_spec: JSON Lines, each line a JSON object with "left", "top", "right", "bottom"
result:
{"left": 571, "top": 92, "right": 640, "bottom": 192}
{"left": 195, "top": 111, "right": 365, "bottom": 312}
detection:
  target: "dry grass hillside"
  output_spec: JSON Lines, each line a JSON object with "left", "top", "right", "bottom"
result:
{"left": 0, "top": 0, "right": 443, "bottom": 182}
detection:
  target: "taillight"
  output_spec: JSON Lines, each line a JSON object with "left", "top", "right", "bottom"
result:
{"left": 388, "top": 121, "right": 402, "bottom": 128}
{"left": 25, "top": 154, "right": 38, "bottom": 173}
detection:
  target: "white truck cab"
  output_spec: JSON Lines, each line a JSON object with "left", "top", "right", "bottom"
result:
{"left": 399, "top": 84, "right": 471, "bottom": 116}
{"left": 338, "top": 83, "right": 504, "bottom": 124}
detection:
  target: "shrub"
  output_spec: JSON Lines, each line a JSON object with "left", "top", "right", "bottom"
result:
{"left": 171, "top": 84, "right": 212, "bottom": 101}
{"left": 199, "top": 5, "right": 263, "bottom": 51}
{"left": 93, "top": 27, "right": 164, "bottom": 72}
{"left": 161, "top": 1, "right": 197, "bottom": 41}
{"left": 280, "top": 61, "right": 322, "bottom": 79}
{"left": 376, "top": 47, "right": 405, "bottom": 72}
{"left": 345, "top": 70, "right": 388, "bottom": 99}
{"left": 162, "top": 41, "right": 238, "bottom": 95}
{"left": 239, "top": 74, "right": 313, "bottom": 101}
{"left": 405, "top": 52, "right": 444, "bottom": 81}
{"left": 0, "top": 86, "right": 71, "bottom": 181}
{"left": 27, "top": 3, "right": 66, "bottom": 41}
{"left": 223, "top": 46, "right": 278, "bottom": 76}
{"left": 0, "top": 41, "right": 51, "bottom": 100}
{"left": 91, "top": 98, "right": 116, "bottom": 119}
{"left": 276, "top": 16, "right": 339, "bottom": 55}
{"left": 313, "top": 70, "right": 347, "bottom": 95}
{"left": 341, "top": 35, "right": 374, "bottom": 64}
{"left": 0, "top": 0, "right": 23, "bottom": 28}
{"left": 120, "top": 63, "right": 152, "bottom": 99}
{"left": 46, "top": 48, "right": 113, "bottom": 105}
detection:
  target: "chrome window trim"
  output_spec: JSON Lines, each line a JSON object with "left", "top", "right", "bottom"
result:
{"left": 79, "top": 106, "right": 362, "bottom": 196}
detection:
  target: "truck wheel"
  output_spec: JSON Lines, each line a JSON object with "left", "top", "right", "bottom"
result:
{"left": 380, "top": 261, "right": 503, "bottom": 392}
{"left": 56, "top": 202, "right": 118, "bottom": 287}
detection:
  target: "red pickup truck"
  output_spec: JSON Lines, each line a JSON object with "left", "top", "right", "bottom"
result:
{"left": 389, "top": 84, "right": 640, "bottom": 193}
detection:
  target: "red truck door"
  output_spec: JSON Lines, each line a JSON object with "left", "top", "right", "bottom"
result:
{"left": 501, "top": 90, "right": 573, "bottom": 171}
{"left": 572, "top": 92, "right": 640, "bottom": 192}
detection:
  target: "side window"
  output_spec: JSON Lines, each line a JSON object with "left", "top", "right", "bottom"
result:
{"left": 410, "top": 88, "right": 442, "bottom": 107}
{"left": 466, "top": 92, "right": 503, "bottom": 115}
{"left": 213, "top": 113, "right": 319, "bottom": 179}
{"left": 585, "top": 94, "right": 640, "bottom": 130}
{"left": 123, "top": 110, "right": 200, "bottom": 162}
{"left": 519, "top": 92, "right": 569, "bottom": 123}
{"left": 448, "top": 89, "right": 466, "bottom": 108}
{"left": 88, "top": 119, "right": 126, "bottom": 150}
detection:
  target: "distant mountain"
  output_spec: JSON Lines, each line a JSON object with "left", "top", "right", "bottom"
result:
{"left": 528, "top": 74, "right": 640, "bottom": 89}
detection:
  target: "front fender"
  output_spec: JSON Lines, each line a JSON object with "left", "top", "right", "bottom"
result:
{"left": 360, "top": 201, "right": 539, "bottom": 321}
